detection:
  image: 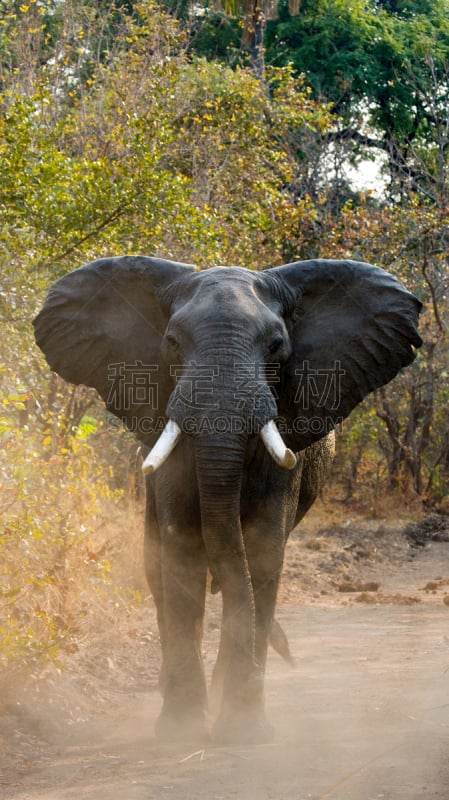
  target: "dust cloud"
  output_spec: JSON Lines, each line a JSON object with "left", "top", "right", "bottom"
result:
{"left": 2, "top": 520, "right": 449, "bottom": 799}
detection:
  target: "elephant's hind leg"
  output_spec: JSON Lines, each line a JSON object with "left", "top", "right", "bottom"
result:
{"left": 244, "top": 523, "right": 285, "bottom": 677}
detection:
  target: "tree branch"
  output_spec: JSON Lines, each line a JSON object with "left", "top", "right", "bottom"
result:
{"left": 322, "top": 128, "right": 389, "bottom": 152}
{"left": 48, "top": 204, "right": 128, "bottom": 266}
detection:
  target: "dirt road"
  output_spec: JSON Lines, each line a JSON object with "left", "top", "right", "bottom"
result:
{"left": 2, "top": 535, "right": 449, "bottom": 799}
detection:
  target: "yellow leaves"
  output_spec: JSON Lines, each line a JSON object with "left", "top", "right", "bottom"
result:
{"left": 0, "top": 384, "right": 130, "bottom": 666}
{"left": 118, "top": 586, "right": 143, "bottom": 605}
{"left": 2, "top": 392, "right": 29, "bottom": 410}
{"left": 30, "top": 576, "right": 54, "bottom": 589}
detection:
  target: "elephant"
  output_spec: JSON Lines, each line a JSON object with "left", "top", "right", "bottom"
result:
{"left": 33, "top": 256, "right": 422, "bottom": 743}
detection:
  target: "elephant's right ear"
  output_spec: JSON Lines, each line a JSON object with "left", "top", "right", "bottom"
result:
{"left": 33, "top": 256, "right": 195, "bottom": 445}
{"left": 263, "top": 259, "right": 422, "bottom": 452}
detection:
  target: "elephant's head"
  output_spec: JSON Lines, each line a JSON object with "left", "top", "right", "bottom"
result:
{"left": 33, "top": 255, "right": 421, "bottom": 531}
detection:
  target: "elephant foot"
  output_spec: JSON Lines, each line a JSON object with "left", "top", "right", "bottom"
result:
{"left": 212, "top": 706, "right": 274, "bottom": 745}
{"left": 155, "top": 707, "right": 210, "bottom": 743}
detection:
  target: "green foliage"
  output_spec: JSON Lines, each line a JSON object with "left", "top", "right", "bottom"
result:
{"left": 266, "top": 0, "right": 449, "bottom": 115}
{"left": 265, "top": 0, "right": 449, "bottom": 200}
{"left": 186, "top": 10, "right": 244, "bottom": 65}
{"left": 164, "top": 60, "right": 333, "bottom": 264}
{"left": 267, "top": 0, "right": 382, "bottom": 107}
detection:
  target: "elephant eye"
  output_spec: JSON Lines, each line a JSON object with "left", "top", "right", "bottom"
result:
{"left": 165, "top": 333, "right": 181, "bottom": 355}
{"left": 268, "top": 335, "right": 284, "bottom": 356}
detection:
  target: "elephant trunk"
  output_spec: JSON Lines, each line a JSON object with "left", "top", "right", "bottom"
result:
{"left": 195, "top": 433, "right": 248, "bottom": 583}
{"left": 195, "top": 434, "right": 258, "bottom": 689}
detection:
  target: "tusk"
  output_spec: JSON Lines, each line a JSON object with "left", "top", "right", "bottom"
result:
{"left": 142, "top": 419, "right": 182, "bottom": 475}
{"left": 260, "top": 420, "right": 297, "bottom": 470}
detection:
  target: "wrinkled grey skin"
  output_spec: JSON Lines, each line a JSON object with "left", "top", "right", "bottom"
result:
{"left": 33, "top": 257, "right": 422, "bottom": 743}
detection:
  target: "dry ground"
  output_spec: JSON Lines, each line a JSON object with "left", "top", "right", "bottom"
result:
{"left": 2, "top": 503, "right": 449, "bottom": 799}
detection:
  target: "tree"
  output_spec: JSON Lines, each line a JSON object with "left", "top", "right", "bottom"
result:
{"left": 265, "top": 0, "right": 449, "bottom": 200}
{"left": 316, "top": 196, "right": 448, "bottom": 500}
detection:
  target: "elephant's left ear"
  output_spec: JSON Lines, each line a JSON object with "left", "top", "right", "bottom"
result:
{"left": 33, "top": 256, "right": 195, "bottom": 446}
{"left": 264, "top": 259, "right": 423, "bottom": 452}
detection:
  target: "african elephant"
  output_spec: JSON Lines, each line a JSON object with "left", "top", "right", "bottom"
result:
{"left": 33, "top": 256, "right": 422, "bottom": 743}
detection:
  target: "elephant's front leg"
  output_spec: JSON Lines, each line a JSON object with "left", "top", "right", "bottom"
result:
{"left": 209, "top": 542, "right": 275, "bottom": 744}
{"left": 143, "top": 481, "right": 167, "bottom": 694}
{"left": 155, "top": 523, "right": 209, "bottom": 742}
{"left": 211, "top": 526, "right": 284, "bottom": 744}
